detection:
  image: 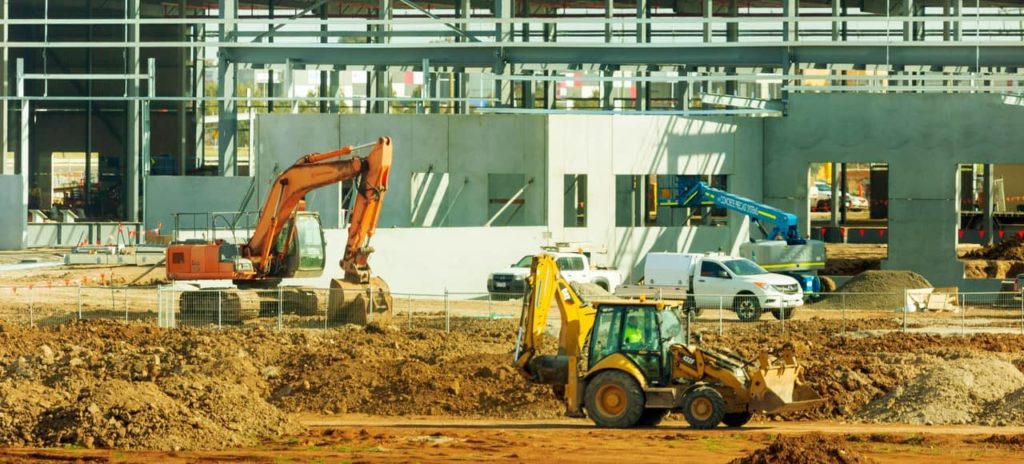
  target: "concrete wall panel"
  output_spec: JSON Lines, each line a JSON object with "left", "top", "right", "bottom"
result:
{"left": 0, "top": 176, "right": 26, "bottom": 249}
{"left": 144, "top": 176, "right": 256, "bottom": 232}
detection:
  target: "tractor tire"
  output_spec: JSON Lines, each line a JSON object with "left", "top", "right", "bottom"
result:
{"left": 722, "top": 411, "right": 754, "bottom": 428}
{"left": 637, "top": 409, "right": 669, "bottom": 427}
{"left": 681, "top": 386, "right": 726, "bottom": 430}
{"left": 733, "top": 294, "right": 763, "bottom": 322}
{"left": 819, "top": 276, "right": 837, "bottom": 293}
{"left": 584, "top": 371, "right": 646, "bottom": 428}
{"left": 771, "top": 308, "right": 797, "bottom": 320}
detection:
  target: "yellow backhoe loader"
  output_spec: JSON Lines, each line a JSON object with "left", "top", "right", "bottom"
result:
{"left": 513, "top": 254, "right": 824, "bottom": 428}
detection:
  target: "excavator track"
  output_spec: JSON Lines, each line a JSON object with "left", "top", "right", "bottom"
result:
{"left": 179, "top": 290, "right": 260, "bottom": 326}
{"left": 327, "top": 277, "right": 393, "bottom": 325}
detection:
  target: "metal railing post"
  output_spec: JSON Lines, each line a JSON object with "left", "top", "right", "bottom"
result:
{"left": 367, "top": 280, "right": 374, "bottom": 324}
{"left": 960, "top": 293, "right": 966, "bottom": 337}
{"left": 444, "top": 288, "right": 450, "bottom": 333}
{"left": 1020, "top": 290, "right": 1023, "bottom": 335}
{"left": 408, "top": 293, "right": 413, "bottom": 330}
{"left": 841, "top": 293, "right": 846, "bottom": 336}
{"left": 780, "top": 305, "right": 785, "bottom": 335}
{"left": 217, "top": 290, "right": 223, "bottom": 329}
{"left": 28, "top": 288, "right": 34, "bottom": 328}
{"left": 488, "top": 292, "right": 493, "bottom": 319}
{"left": 77, "top": 284, "right": 83, "bottom": 320}
{"left": 124, "top": 288, "right": 129, "bottom": 323}
{"left": 902, "top": 288, "right": 908, "bottom": 332}
{"left": 718, "top": 295, "right": 723, "bottom": 336}
{"left": 278, "top": 287, "right": 284, "bottom": 331}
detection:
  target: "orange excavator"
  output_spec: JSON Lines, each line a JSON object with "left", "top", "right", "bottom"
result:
{"left": 166, "top": 137, "right": 394, "bottom": 325}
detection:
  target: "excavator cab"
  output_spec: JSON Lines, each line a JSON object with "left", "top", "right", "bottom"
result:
{"left": 275, "top": 212, "right": 327, "bottom": 278}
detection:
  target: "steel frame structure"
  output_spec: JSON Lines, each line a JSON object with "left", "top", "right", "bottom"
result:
{"left": 0, "top": 0, "right": 1022, "bottom": 222}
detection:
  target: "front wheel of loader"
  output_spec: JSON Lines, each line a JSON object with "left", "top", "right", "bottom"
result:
{"left": 681, "top": 386, "right": 726, "bottom": 430}
{"left": 584, "top": 371, "right": 645, "bottom": 428}
{"left": 722, "top": 411, "right": 753, "bottom": 428}
{"left": 637, "top": 409, "right": 669, "bottom": 427}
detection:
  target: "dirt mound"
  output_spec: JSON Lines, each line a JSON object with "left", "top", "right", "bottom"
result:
{"left": 980, "top": 387, "right": 1024, "bottom": 426}
{"left": 856, "top": 358, "right": 1024, "bottom": 425}
{"left": 730, "top": 434, "right": 876, "bottom": 464}
{"left": 963, "top": 237, "right": 1024, "bottom": 261}
{"left": 819, "top": 270, "right": 932, "bottom": 309}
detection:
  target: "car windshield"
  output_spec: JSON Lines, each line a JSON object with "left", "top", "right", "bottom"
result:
{"left": 514, "top": 256, "right": 533, "bottom": 267}
{"left": 722, "top": 259, "right": 768, "bottom": 276}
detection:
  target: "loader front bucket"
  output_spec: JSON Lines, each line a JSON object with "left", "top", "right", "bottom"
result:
{"left": 747, "top": 362, "right": 825, "bottom": 415}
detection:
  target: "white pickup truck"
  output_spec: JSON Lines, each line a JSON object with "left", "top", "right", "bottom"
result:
{"left": 615, "top": 252, "right": 804, "bottom": 321}
{"left": 487, "top": 252, "right": 622, "bottom": 297}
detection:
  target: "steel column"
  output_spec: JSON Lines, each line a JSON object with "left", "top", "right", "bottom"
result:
{"left": 217, "top": 0, "right": 238, "bottom": 176}
{"left": 127, "top": 0, "right": 141, "bottom": 221}
{"left": 0, "top": 0, "right": 6, "bottom": 174}
{"left": 983, "top": 164, "right": 993, "bottom": 246}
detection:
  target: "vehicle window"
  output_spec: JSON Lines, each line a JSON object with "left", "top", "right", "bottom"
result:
{"left": 294, "top": 214, "right": 325, "bottom": 270}
{"left": 700, "top": 261, "right": 730, "bottom": 279}
{"left": 722, "top": 259, "right": 767, "bottom": 276}
{"left": 514, "top": 256, "right": 533, "bottom": 267}
{"left": 556, "top": 257, "right": 585, "bottom": 271}
{"left": 621, "top": 307, "right": 658, "bottom": 352}
{"left": 218, "top": 244, "right": 238, "bottom": 263}
{"left": 589, "top": 307, "right": 622, "bottom": 365}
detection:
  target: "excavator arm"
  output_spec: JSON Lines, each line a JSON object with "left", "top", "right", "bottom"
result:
{"left": 244, "top": 137, "right": 392, "bottom": 282}
{"left": 514, "top": 254, "right": 596, "bottom": 415}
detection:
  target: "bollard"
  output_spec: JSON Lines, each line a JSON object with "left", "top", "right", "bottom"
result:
{"left": 444, "top": 288, "right": 450, "bottom": 333}
{"left": 77, "top": 285, "right": 83, "bottom": 320}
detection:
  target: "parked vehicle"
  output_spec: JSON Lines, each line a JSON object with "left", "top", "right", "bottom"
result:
{"left": 615, "top": 252, "right": 804, "bottom": 321}
{"left": 488, "top": 252, "right": 622, "bottom": 296}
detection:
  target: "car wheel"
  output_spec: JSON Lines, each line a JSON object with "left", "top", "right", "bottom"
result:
{"left": 733, "top": 294, "right": 762, "bottom": 322}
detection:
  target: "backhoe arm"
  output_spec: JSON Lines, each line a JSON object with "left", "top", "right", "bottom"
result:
{"left": 514, "top": 255, "right": 596, "bottom": 414}
{"left": 245, "top": 137, "right": 392, "bottom": 278}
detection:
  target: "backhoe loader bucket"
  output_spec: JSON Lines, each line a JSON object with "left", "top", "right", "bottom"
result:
{"left": 747, "top": 355, "right": 825, "bottom": 415}
{"left": 328, "top": 277, "right": 393, "bottom": 325}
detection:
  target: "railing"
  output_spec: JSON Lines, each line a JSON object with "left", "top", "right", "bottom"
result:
{"left": 0, "top": 284, "right": 1021, "bottom": 338}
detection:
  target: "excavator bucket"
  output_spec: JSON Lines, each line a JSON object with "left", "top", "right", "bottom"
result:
{"left": 747, "top": 355, "right": 825, "bottom": 415}
{"left": 327, "top": 277, "right": 393, "bottom": 325}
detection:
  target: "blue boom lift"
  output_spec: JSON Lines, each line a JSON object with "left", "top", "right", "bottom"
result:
{"left": 659, "top": 176, "right": 833, "bottom": 296}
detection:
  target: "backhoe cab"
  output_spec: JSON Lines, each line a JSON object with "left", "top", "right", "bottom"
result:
{"left": 514, "top": 254, "right": 823, "bottom": 429}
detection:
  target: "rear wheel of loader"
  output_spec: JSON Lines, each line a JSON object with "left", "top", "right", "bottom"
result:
{"left": 681, "top": 386, "right": 726, "bottom": 430}
{"left": 328, "top": 277, "right": 393, "bottom": 326}
{"left": 636, "top": 409, "right": 669, "bottom": 427}
{"left": 584, "top": 371, "right": 645, "bottom": 428}
{"left": 733, "top": 294, "right": 762, "bottom": 322}
{"left": 722, "top": 411, "right": 754, "bottom": 428}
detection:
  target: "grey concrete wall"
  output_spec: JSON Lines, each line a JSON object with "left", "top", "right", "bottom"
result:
{"left": 765, "top": 94, "right": 1024, "bottom": 288}
{"left": 547, "top": 115, "right": 764, "bottom": 279}
{"left": 0, "top": 175, "right": 26, "bottom": 249}
{"left": 144, "top": 176, "right": 257, "bottom": 233}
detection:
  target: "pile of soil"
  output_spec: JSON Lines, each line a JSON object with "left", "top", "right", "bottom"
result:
{"left": 856, "top": 358, "right": 1024, "bottom": 425}
{"left": 729, "top": 434, "right": 876, "bottom": 464}
{"left": 817, "top": 270, "right": 932, "bottom": 309}
{"left": 963, "top": 238, "right": 1024, "bottom": 261}
{"left": 0, "top": 318, "right": 561, "bottom": 450}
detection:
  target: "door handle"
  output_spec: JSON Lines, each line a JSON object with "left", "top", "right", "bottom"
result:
{"left": 698, "top": 279, "right": 705, "bottom": 283}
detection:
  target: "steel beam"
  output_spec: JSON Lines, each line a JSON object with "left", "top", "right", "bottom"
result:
{"left": 128, "top": 0, "right": 140, "bottom": 221}
{"left": 223, "top": 44, "right": 1024, "bottom": 68}
{"left": 217, "top": 0, "right": 238, "bottom": 176}
{"left": 0, "top": 0, "right": 5, "bottom": 174}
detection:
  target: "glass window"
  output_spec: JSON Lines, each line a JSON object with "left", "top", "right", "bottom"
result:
{"left": 700, "top": 261, "right": 730, "bottom": 279}
{"left": 218, "top": 244, "right": 238, "bottom": 263}
{"left": 589, "top": 307, "right": 623, "bottom": 365}
{"left": 621, "top": 307, "right": 658, "bottom": 352}
{"left": 294, "top": 214, "right": 325, "bottom": 271}
{"left": 556, "top": 257, "right": 585, "bottom": 271}
{"left": 514, "top": 256, "right": 533, "bottom": 268}
{"left": 722, "top": 259, "right": 767, "bottom": 276}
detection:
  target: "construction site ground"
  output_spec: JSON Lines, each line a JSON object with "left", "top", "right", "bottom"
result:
{"left": 2, "top": 253, "right": 1024, "bottom": 462}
